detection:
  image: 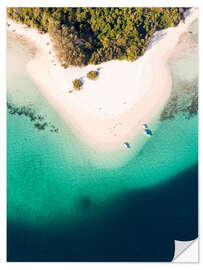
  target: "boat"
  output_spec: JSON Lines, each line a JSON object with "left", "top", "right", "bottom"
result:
{"left": 142, "top": 123, "right": 148, "bottom": 129}
{"left": 123, "top": 142, "right": 130, "bottom": 149}
{"left": 144, "top": 129, "right": 152, "bottom": 136}
{"left": 142, "top": 123, "right": 152, "bottom": 136}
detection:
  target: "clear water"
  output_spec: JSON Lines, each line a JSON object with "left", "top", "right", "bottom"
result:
{"left": 7, "top": 21, "right": 198, "bottom": 261}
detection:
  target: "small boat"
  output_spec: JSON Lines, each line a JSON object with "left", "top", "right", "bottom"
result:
{"left": 123, "top": 142, "right": 130, "bottom": 149}
{"left": 144, "top": 129, "right": 152, "bottom": 137}
{"left": 142, "top": 123, "right": 148, "bottom": 129}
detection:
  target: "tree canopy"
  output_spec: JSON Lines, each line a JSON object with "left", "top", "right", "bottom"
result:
{"left": 7, "top": 7, "right": 182, "bottom": 67}
{"left": 72, "top": 79, "right": 83, "bottom": 90}
{"left": 87, "top": 70, "right": 98, "bottom": 80}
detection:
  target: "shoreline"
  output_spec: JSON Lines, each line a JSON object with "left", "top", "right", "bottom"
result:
{"left": 7, "top": 8, "right": 198, "bottom": 152}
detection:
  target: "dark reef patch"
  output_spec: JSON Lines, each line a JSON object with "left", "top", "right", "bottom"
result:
{"left": 160, "top": 78, "right": 198, "bottom": 121}
{"left": 80, "top": 197, "right": 91, "bottom": 211}
{"left": 7, "top": 100, "right": 59, "bottom": 133}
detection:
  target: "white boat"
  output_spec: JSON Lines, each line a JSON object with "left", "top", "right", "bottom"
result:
{"left": 123, "top": 142, "right": 130, "bottom": 149}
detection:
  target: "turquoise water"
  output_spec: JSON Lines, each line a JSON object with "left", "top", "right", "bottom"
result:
{"left": 7, "top": 21, "right": 198, "bottom": 261}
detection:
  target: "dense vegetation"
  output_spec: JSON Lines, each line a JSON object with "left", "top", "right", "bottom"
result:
{"left": 87, "top": 70, "right": 98, "bottom": 80}
{"left": 7, "top": 7, "right": 181, "bottom": 67}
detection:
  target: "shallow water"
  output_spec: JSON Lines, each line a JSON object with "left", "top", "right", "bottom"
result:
{"left": 7, "top": 20, "right": 198, "bottom": 261}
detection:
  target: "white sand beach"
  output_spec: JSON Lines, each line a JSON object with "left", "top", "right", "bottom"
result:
{"left": 7, "top": 8, "right": 198, "bottom": 152}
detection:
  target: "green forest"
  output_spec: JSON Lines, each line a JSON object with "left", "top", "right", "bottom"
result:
{"left": 7, "top": 7, "right": 182, "bottom": 67}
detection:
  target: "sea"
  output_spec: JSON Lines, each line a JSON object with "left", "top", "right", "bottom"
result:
{"left": 7, "top": 20, "right": 198, "bottom": 262}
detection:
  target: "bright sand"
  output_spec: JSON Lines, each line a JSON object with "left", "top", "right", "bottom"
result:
{"left": 7, "top": 8, "right": 198, "bottom": 152}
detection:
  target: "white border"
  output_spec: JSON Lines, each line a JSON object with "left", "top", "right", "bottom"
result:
{"left": 0, "top": 0, "right": 202, "bottom": 268}
{"left": 1, "top": 0, "right": 201, "bottom": 8}
{"left": 0, "top": 2, "right": 7, "bottom": 265}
